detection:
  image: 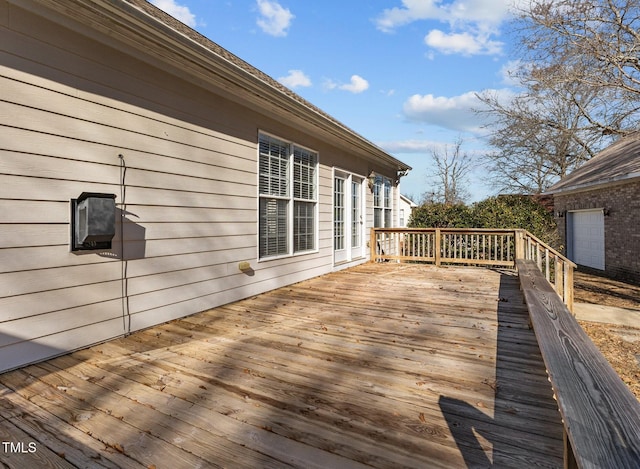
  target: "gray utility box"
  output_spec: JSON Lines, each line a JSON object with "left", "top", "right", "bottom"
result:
{"left": 71, "top": 192, "right": 116, "bottom": 251}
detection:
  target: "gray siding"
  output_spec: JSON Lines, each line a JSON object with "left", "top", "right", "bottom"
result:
{"left": 0, "top": 1, "right": 399, "bottom": 372}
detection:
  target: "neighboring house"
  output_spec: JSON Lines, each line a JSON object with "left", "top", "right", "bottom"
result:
{"left": 398, "top": 194, "right": 418, "bottom": 227}
{"left": 0, "top": 0, "right": 410, "bottom": 372}
{"left": 546, "top": 132, "right": 640, "bottom": 283}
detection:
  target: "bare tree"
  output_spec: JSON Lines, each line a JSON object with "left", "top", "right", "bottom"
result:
{"left": 422, "top": 138, "right": 472, "bottom": 205}
{"left": 513, "top": 0, "right": 640, "bottom": 136}
{"left": 477, "top": 0, "right": 640, "bottom": 193}
{"left": 478, "top": 78, "right": 604, "bottom": 194}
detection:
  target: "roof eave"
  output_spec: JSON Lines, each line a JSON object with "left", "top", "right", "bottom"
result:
{"left": 15, "top": 0, "right": 410, "bottom": 173}
{"left": 545, "top": 171, "right": 640, "bottom": 195}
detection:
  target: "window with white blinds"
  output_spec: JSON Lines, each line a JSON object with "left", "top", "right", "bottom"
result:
{"left": 259, "top": 133, "right": 317, "bottom": 258}
{"left": 293, "top": 146, "right": 315, "bottom": 200}
{"left": 259, "top": 135, "right": 289, "bottom": 198}
{"left": 259, "top": 198, "right": 287, "bottom": 257}
{"left": 373, "top": 175, "right": 393, "bottom": 228}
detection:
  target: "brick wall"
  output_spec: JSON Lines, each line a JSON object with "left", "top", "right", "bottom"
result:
{"left": 554, "top": 180, "right": 640, "bottom": 284}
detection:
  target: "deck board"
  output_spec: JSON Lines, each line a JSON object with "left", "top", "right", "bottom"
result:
{"left": 0, "top": 263, "right": 563, "bottom": 468}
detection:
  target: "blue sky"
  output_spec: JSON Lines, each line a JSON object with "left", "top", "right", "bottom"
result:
{"left": 150, "top": 0, "right": 524, "bottom": 202}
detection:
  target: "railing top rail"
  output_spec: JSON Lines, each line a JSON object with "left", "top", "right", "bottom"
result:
{"left": 517, "top": 229, "right": 577, "bottom": 268}
{"left": 372, "top": 228, "right": 571, "bottom": 263}
{"left": 374, "top": 227, "right": 519, "bottom": 234}
{"left": 517, "top": 259, "right": 640, "bottom": 468}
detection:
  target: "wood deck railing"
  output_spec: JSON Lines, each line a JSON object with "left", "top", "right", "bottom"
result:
{"left": 371, "top": 227, "right": 640, "bottom": 467}
{"left": 518, "top": 259, "right": 640, "bottom": 469}
{"left": 519, "top": 230, "right": 576, "bottom": 312}
{"left": 370, "top": 227, "right": 575, "bottom": 310}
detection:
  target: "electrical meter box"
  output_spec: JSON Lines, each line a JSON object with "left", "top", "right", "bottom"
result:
{"left": 71, "top": 192, "right": 116, "bottom": 251}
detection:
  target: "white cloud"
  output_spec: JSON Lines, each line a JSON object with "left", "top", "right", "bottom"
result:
{"left": 324, "top": 75, "right": 370, "bottom": 94}
{"left": 375, "top": 0, "right": 441, "bottom": 33}
{"left": 498, "top": 59, "right": 533, "bottom": 87}
{"left": 339, "top": 75, "right": 369, "bottom": 93}
{"left": 446, "top": 0, "right": 521, "bottom": 27}
{"left": 278, "top": 69, "right": 312, "bottom": 88}
{"left": 256, "top": 0, "right": 294, "bottom": 37}
{"left": 402, "top": 89, "right": 515, "bottom": 133}
{"left": 375, "top": 0, "right": 518, "bottom": 57}
{"left": 378, "top": 139, "right": 446, "bottom": 154}
{"left": 424, "top": 29, "right": 503, "bottom": 56}
{"left": 375, "top": 0, "right": 516, "bottom": 32}
{"left": 150, "top": 0, "right": 196, "bottom": 27}
{"left": 323, "top": 79, "right": 338, "bottom": 91}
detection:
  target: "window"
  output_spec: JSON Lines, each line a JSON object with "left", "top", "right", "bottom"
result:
{"left": 384, "top": 179, "right": 392, "bottom": 227}
{"left": 259, "top": 133, "right": 317, "bottom": 258}
{"left": 373, "top": 175, "right": 393, "bottom": 227}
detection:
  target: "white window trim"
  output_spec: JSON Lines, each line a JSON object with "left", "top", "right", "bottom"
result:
{"left": 257, "top": 131, "right": 319, "bottom": 261}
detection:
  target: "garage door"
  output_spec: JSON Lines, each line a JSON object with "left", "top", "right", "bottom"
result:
{"left": 570, "top": 210, "right": 605, "bottom": 270}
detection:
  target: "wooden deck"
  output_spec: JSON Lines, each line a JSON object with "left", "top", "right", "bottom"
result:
{"left": 0, "top": 263, "right": 563, "bottom": 468}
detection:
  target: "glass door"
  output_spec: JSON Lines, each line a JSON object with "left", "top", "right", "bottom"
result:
{"left": 334, "top": 171, "right": 364, "bottom": 264}
{"left": 334, "top": 176, "right": 347, "bottom": 263}
{"left": 350, "top": 178, "right": 364, "bottom": 259}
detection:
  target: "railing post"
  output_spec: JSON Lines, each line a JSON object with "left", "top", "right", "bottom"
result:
{"left": 564, "top": 429, "right": 578, "bottom": 469}
{"left": 515, "top": 230, "right": 525, "bottom": 260}
{"left": 536, "top": 244, "right": 543, "bottom": 271}
{"left": 556, "top": 259, "right": 564, "bottom": 298}
{"left": 545, "top": 249, "right": 550, "bottom": 282}
{"left": 435, "top": 228, "right": 441, "bottom": 266}
{"left": 370, "top": 228, "right": 376, "bottom": 262}
{"left": 565, "top": 262, "right": 574, "bottom": 314}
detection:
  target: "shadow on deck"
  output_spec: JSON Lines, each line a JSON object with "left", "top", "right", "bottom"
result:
{"left": 0, "top": 263, "right": 563, "bottom": 468}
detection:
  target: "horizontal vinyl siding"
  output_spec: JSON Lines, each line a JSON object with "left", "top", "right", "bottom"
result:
{"left": 317, "top": 165, "right": 334, "bottom": 249}
{"left": 127, "top": 257, "right": 333, "bottom": 332}
{"left": 0, "top": 79, "right": 256, "bottom": 369}
{"left": 0, "top": 2, "right": 347, "bottom": 371}
{"left": 0, "top": 317, "right": 126, "bottom": 373}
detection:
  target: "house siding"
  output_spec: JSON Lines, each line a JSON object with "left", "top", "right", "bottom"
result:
{"left": 0, "top": 1, "right": 401, "bottom": 372}
{"left": 554, "top": 181, "right": 640, "bottom": 284}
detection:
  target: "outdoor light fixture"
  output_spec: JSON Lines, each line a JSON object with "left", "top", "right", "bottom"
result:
{"left": 367, "top": 171, "right": 376, "bottom": 191}
{"left": 556, "top": 210, "right": 566, "bottom": 218}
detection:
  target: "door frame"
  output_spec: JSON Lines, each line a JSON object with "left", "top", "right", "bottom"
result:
{"left": 333, "top": 169, "right": 365, "bottom": 265}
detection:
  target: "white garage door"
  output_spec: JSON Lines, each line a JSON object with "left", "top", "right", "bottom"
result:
{"left": 570, "top": 210, "right": 605, "bottom": 270}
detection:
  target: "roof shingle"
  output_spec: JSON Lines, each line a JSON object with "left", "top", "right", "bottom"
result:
{"left": 546, "top": 132, "right": 640, "bottom": 194}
